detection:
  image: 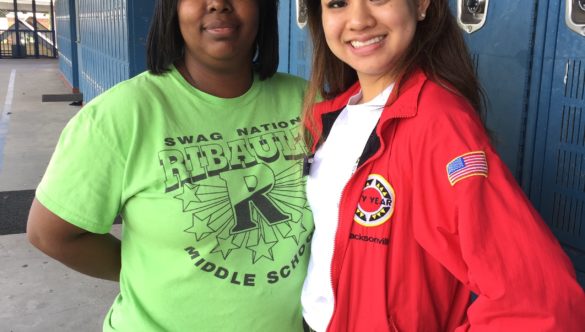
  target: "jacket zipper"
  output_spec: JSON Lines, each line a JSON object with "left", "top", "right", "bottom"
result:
{"left": 317, "top": 72, "right": 427, "bottom": 330}
{"left": 325, "top": 157, "right": 361, "bottom": 332}
{"left": 324, "top": 117, "right": 407, "bottom": 331}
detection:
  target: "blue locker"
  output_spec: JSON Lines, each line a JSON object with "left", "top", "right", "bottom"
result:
{"left": 529, "top": 0, "right": 585, "bottom": 286}
{"left": 55, "top": 0, "right": 79, "bottom": 90}
{"left": 127, "top": 0, "right": 153, "bottom": 77}
{"left": 288, "top": 10, "right": 310, "bottom": 79}
{"left": 449, "top": 0, "right": 538, "bottom": 181}
{"left": 56, "top": 0, "right": 154, "bottom": 102}
{"left": 75, "top": 0, "right": 130, "bottom": 102}
{"left": 277, "top": 0, "right": 291, "bottom": 73}
{"left": 278, "top": 0, "right": 311, "bottom": 79}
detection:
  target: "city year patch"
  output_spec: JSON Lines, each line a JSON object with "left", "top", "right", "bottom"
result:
{"left": 354, "top": 174, "right": 395, "bottom": 227}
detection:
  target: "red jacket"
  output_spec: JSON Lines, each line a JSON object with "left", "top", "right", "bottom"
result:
{"left": 309, "top": 70, "right": 585, "bottom": 331}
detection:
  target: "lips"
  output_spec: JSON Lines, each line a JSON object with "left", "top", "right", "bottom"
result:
{"left": 203, "top": 20, "right": 238, "bottom": 31}
{"left": 349, "top": 35, "right": 386, "bottom": 49}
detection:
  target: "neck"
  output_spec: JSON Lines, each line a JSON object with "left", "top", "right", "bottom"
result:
{"left": 180, "top": 56, "right": 254, "bottom": 98}
{"left": 357, "top": 73, "right": 396, "bottom": 104}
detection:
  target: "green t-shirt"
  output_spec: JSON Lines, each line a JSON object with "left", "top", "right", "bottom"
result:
{"left": 36, "top": 67, "right": 314, "bottom": 331}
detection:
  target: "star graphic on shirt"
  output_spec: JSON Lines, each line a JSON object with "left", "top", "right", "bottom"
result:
{"left": 285, "top": 219, "right": 308, "bottom": 245}
{"left": 247, "top": 233, "right": 277, "bottom": 263}
{"left": 212, "top": 234, "right": 240, "bottom": 259}
{"left": 185, "top": 214, "right": 214, "bottom": 241}
{"left": 175, "top": 158, "right": 314, "bottom": 264}
{"left": 174, "top": 183, "right": 201, "bottom": 212}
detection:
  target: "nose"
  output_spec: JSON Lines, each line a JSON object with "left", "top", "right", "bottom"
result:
{"left": 347, "top": 2, "right": 375, "bottom": 31}
{"left": 207, "top": 0, "right": 233, "bottom": 13}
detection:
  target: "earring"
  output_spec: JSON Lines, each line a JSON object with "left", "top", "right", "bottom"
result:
{"left": 419, "top": 13, "right": 426, "bottom": 20}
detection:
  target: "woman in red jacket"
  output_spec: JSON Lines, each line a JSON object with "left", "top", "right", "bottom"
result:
{"left": 300, "top": 0, "right": 585, "bottom": 331}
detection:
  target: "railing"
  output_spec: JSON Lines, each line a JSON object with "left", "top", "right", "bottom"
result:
{"left": 0, "top": 29, "right": 57, "bottom": 58}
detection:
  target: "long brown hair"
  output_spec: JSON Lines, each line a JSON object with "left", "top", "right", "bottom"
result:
{"left": 302, "top": 0, "right": 485, "bottom": 141}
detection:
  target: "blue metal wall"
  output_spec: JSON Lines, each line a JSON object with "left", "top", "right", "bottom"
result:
{"left": 277, "top": 1, "right": 291, "bottom": 74}
{"left": 448, "top": 0, "right": 537, "bottom": 181}
{"left": 76, "top": 0, "right": 129, "bottom": 102}
{"left": 55, "top": 0, "right": 78, "bottom": 89}
{"left": 126, "top": 0, "right": 155, "bottom": 77}
{"left": 55, "top": 0, "right": 154, "bottom": 102}
{"left": 528, "top": 0, "right": 585, "bottom": 286}
{"left": 278, "top": 1, "right": 311, "bottom": 79}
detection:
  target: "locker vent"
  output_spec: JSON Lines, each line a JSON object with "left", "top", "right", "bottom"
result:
{"left": 564, "top": 59, "right": 585, "bottom": 100}
{"left": 553, "top": 144, "right": 585, "bottom": 239}
{"left": 559, "top": 105, "right": 585, "bottom": 146}
{"left": 555, "top": 148, "right": 585, "bottom": 192}
{"left": 553, "top": 61, "right": 585, "bottom": 251}
{"left": 552, "top": 192, "right": 583, "bottom": 236}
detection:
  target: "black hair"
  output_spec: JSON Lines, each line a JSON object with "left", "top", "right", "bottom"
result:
{"left": 146, "top": 0, "right": 279, "bottom": 80}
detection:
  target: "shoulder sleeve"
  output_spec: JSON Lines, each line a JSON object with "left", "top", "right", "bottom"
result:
{"left": 409, "top": 87, "right": 585, "bottom": 331}
{"left": 36, "top": 100, "right": 126, "bottom": 234}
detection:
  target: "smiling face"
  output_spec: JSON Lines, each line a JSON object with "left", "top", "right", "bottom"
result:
{"left": 177, "top": 0, "right": 259, "bottom": 72}
{"left": 321, "top": 0, "right": 428, "bottom": 95}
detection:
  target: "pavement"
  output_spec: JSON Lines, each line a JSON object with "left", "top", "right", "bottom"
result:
{"left": 0, "top": 59, "right": 119, "bottom": 332}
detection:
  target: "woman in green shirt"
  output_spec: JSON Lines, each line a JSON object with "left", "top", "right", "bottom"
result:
{"left": 27, "top": 0, "right": 313, "bottom": 330}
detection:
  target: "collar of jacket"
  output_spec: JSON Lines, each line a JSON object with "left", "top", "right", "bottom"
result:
{"left": 311, "top": 69, "right": 428, "bottom": 153}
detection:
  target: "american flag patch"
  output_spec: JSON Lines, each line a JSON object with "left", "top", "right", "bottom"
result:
{"left": 446, "top": 151, "right": 488, "bottom": 186}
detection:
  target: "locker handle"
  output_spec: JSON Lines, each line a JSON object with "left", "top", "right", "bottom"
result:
{"left": 567, "top": 0, "right": 585, "bottom": 37}
{"left": 457, "top": 0, "right": 490, "bottom": 34}
{"left": 565, "top": 61, "right": 569, "bottom": 85}
{"left": 296, "top": 0, "right": 307, "bottom": 29}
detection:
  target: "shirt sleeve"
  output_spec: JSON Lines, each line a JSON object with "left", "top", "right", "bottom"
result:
{"left": 36, "top": 105, "right": 126, "bottom": 234}
{"left": 410, "top": 93, "right": 585, "bottom": 331}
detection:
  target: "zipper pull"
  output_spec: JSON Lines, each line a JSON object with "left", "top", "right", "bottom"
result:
{"left": 303, "top": 153, "right": 314, "bottom": 176}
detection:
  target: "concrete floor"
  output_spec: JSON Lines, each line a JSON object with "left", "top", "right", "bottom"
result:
{"left": 0, "top": 59, "right": 78, "bottom": 191}
{"left": 0, "top": 59, "right": 119, "bottom": 332}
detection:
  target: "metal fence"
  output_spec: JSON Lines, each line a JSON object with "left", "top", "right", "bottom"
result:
{"left": 0, "top": 28, "right": 56, "bottom": 58}
{"left": 0, "top": 0, "right": 57, "bottom": 59}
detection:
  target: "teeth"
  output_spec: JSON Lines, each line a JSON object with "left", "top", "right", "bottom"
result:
{"left": 350, "top": 36, "right": 384, "bottom": 48}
